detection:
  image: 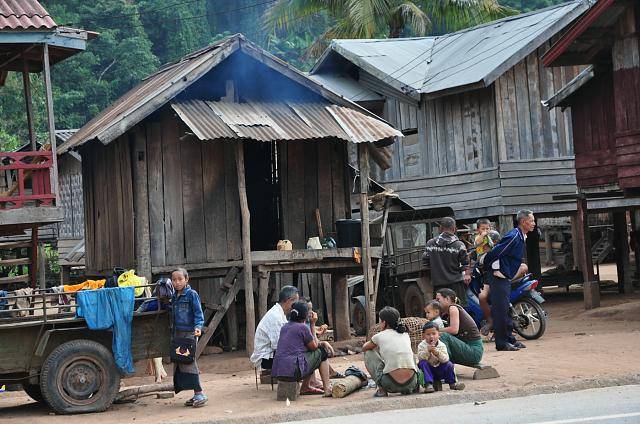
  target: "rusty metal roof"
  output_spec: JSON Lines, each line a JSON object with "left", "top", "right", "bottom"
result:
{"left": 0, "top": 0, "right": 56, "bottom": 30}
{"left": 61, "top": 34, "right": 401, "bottom": 154}
{"left": 172, "top": 99, "right": 400, "bottom": 144}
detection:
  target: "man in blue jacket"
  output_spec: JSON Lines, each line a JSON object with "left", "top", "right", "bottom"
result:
{"left": 483, "top": 210, "right": 536, "bottom": 351}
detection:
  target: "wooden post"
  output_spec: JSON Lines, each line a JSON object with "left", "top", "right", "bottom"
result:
{"left": 332, "top": 272, "right": 350, "bottom": 341}
{"left": 224, "top": 301, "right": 239, "bottom": 351}
{"left": 132, "top": 128, "right": 152, "bottom": 283}
{"left": 322, "top": 274, "right": 333, "bottom": 328}
{"left": 576, "top": 198, "right": 597, "bottom": 308}
{"left": 498, "top": 215, "right": 514, "bottom": 236}
{"left": 38, "top": 243, "right": 46, "bottom": 289}
{"left": 526, "top": 223, "right": 542, "bottom": 279}
{"left": 633, "top": 210, "right": 640, "bottom": 280}
{"left": 29, "top": 225, "right": 38, "bottom": 289}
{"left": 613, "top": 210, "right": 633, "bottom": 294}
{"left": 543, "top": 229, "right": 553, "bottom": 266}
{"left": 258, "top": 267, "right": 270, "bottom": 319}
{"left": 373, "top": 197, "right": 391, "bottom": 299}
{"left": 570, "top": 216, "right": 580, "bottom": 271}
{"left": 42, "top": 43, "right": 59, "bottom": 201}
{"left": 22, "top": 57, "right": 36, "bottom": 151}
{"left": 236, "top": 141, "right": 255, "bottom": 352}
{"left": 358, "top": 144, "right": 375, "bottom": 331}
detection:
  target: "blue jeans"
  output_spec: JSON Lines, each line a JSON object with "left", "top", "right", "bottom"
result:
{"left": 488, "top": 274, "right": 516, "bottom": 349}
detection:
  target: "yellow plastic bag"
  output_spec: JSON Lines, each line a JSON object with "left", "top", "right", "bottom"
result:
{"left": 117, "top": 270, "right": 145, "bottom": 297}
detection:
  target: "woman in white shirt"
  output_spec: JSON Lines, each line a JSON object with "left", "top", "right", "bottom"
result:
{"left": 362, "top": 307, "right": 418, "bottom": 397}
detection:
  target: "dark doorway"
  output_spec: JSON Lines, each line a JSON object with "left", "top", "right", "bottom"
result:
{"left": 244, "top": 141, "right": 280, "bottom": 251}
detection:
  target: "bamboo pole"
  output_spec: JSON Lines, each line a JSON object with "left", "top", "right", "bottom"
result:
{"left": 236, "top": 141, "right": 255, "bottom": 352}
{"left": 42, "top": 43, "right": 59, "bottom": 202}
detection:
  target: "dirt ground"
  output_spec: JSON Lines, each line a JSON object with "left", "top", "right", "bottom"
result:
{"left": 2, "top": 281, "right": 640, "bottom": 424}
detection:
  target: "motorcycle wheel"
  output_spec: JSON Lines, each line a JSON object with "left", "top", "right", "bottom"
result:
{"left": 511, "top": 297, "right": 546, "bottom": 340}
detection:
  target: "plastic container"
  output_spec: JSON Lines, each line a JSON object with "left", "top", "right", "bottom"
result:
{"left": 335, "top": 219, "right": 362, "bottom": 247}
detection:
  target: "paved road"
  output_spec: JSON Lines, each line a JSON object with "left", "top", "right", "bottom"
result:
{"left": 287, "top": 385, "right": 640, "bottom": 424}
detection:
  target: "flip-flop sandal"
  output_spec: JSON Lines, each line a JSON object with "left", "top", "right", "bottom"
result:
{"left": 373, "top": 390, "right": 388, "bottom": 398}
{"left": 300, "top": 387, "right": 324, "bottom": 395}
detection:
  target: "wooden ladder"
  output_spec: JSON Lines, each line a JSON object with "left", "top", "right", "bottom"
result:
{"left": 0, "top": 240, "right": 33, "bottom": 288}
{"left": 195, "top": 267, "right": 241, "bottom": 358}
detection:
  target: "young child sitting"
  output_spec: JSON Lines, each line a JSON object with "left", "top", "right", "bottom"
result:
{"left": 423, "top": 300, "right": 444, "bottom": 330}
{"left": 417, "top": 322, "right": 465, "bottom": 393}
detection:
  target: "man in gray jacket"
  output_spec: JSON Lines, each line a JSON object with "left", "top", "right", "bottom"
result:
{"left": 422, "top": 217, "right": 471, "bottom": 305}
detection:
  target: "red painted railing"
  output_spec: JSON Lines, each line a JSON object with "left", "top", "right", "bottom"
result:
{"left": 0, "top": 151, "right": 55, "bottom": 209}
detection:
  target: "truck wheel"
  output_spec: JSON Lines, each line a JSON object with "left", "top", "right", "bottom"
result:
{"left": 404, "top": 284, "right": 426, "bottom": 317}
{"left": 40, "top": 339, "right": 121, "bottom": 414}
{"left": 23, "top": 383, "right": 45, "bottom": 404}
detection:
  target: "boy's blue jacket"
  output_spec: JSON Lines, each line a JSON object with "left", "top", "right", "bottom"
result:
{"left": 171, "top": 285, "right": 204, "bottom": 331}
{"left": 483, "top": 227, "right": 526, "bottom": 280}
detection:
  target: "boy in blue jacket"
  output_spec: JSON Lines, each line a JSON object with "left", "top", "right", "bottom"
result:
{"left": 171, "top": 268, "right": 207, "bottom": 407}
{"left": 483, "top": 210, "right": 535, "bottom": 352}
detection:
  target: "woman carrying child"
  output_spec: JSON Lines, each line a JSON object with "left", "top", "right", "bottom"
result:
{"left": 272, "top": 301, "right": 334, "bottom": 396}
{"left": 170, "top": 268, "right": 207, "bottom": 408}
{"left": 435, "top": 288, "right": 484, "bottom": 367}
{"left": 362, "top": 307, "right": 418, "bottom": 397}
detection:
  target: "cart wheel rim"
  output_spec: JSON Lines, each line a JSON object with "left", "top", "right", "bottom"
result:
{"left": 56, "top": 356, "right": 105, "bottom": 405}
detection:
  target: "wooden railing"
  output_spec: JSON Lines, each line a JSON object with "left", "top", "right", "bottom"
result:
{"left": 0, "top": 151, "right": 55, "bottom": 209}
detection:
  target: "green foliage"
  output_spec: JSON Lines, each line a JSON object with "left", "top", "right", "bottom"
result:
{"left": 499, "top": 0, "right": 567, "bottom": 13}
{"left": 44, "top": 243, "right": 60, "bottom": 275}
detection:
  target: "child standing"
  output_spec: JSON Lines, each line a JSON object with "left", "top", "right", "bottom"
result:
{"left": 171, "top": 268, "right": 207, "bottom": 408}
{"left": 417, "top": 322, "right": 465, "bottom": 393}
{"left": 424, "top": 300, "right": 445, "bottom": 330}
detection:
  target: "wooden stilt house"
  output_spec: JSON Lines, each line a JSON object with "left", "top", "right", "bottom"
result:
{"left": 60, "top": 34, "right": 402, "bottom": 350}
{"left": 0, "top": 1, "right": 92, "bottom": 288}
{"left": 543, "top": 0, "right": 640, "bottom": 308}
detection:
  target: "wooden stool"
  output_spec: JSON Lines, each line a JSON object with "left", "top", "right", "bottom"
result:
{"left": 276, "top": 380, "right": 301, "bottom": 401}
{"left": 471, "top": 363, "right": 500, "bottom": 380}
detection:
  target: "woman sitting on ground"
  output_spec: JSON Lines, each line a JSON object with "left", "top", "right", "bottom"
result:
{"left": 271, "top": 300, "right": 334, "bottom": 396}
{"left": 362, "top": 306, "right": 418, "bottom": 397}
{"left": 436, "top": 288, "right": 484, "bottom": 367}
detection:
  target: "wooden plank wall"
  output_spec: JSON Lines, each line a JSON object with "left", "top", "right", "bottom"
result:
{"left": 385, "top": 168, "right": 502, "bottom": 220}
{"left": 381, "top": 98, "right": 419, "bottom": 180}
{"left": 422, "top": 87, "right": 496, "bottom": 177}
{"left": 278, "top": 140, "right": 351, "bottom": 249}
{"left": 145, "top": 111, "right": 242, "bottom": 268}
{"left": 81, "top": 136, "right": 135, "bottom": 274}
{"left": 57, "top": 154, "right": 84, "bottom": 240}
{"left": 499, "top": 158, "right": 577, "bottom": 215}
{"left": 495, "top": 46, "right": 581, "bottom": 161}
{"left": 570, "top": 72, "right": 618, "bottom": 188}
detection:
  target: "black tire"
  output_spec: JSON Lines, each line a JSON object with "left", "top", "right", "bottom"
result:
{"left": 23, "top": 382, "right": 45, "bottom": 404}
{"left": 512, "top": 297, "right": 547, "bottom": 340}
{"left": 403, "top": 284, "right": 426, "bottom": 318}
{"left": 351, "top": 301, "right": 367, "bottom": 336}
{"left": 40, "top": 339, "right": 121, "bottom": 414}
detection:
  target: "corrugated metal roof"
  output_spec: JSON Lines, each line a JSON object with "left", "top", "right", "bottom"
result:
{"left": 61, "top": 34, "right": 401, "bottom": 154}
{"left": 55, "top": 129, "right": 78, "bottom": 144}
{"left": 312, "top": 0, "right": 590, "bottom": 96}
{"left": 0, "top": 0, "right": 56, "bottom": 30}
{"left": 308, "top": 73, "right": 384, "bottom": 102}
{"left": 171, "top": 100, "right": 401, "bottom": 144}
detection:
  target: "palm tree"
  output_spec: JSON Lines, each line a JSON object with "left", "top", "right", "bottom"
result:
{"left": 265, "top": 0, "right": 517, "bottom": 57}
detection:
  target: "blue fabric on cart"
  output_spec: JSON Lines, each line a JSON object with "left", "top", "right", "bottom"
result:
{"left": 76, "top": 286, "right": 135, "bottom": 374}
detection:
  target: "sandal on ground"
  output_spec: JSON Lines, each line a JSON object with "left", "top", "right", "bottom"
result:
{"left": 300, "top": 387, "right": 324, "bottom": 395}
{"left": 192, "top": 393, "right": 208, "bottom": 408}
{"left": 373, "top": 389, "right": 388, "bottom": 397}
{"left": 184, "top": 397, "right": 195, "bottom": 407}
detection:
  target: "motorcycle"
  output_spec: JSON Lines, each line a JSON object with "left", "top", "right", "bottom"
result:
{"left": 465, "top": 265, "right": 547, "bottom": 340}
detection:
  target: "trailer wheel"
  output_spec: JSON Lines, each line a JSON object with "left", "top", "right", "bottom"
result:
{"left": 23, "top": 383, "right": 45, "bottom": 404}
{"left": 403, "top": 284, "right": 426, "bottom": 317}
{"left": 40, "top": 339, "right": 120, "bottom": 414}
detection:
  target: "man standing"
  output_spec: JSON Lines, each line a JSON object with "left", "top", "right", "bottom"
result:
{"left": 483, "top": 210, "right": 536, "bottom": 351}
{"left": 423, "top": 217, "right": 471, "bottom": 306}
{"left": 250, "top": 285, "right": 299, "bottom": 370}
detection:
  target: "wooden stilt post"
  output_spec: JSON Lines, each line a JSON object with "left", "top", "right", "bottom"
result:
{"left": 633, "top": 210, "right": 640, "bottom": 280}
{"left": 236, "top": 141, "right": 255, "bottom": 352}
{"left": 373, "top": 197, "right": 391, "bottom": 299}
{"left": 224, "top": 301, "right": 239, "bottom": 351}
{"left": 42, "top": 43, "right": 58, "bottom": 201}
{"left": 38, "top": 243, "right": 46, "bottom": 289}
{"left": 576, "top": 198, "right": 598, "bottom": 309}
{"left": 332, "top": 272, "right": 350, "bottom": 341}
{"left": 132, "top": 127, "right": 152, "bottom": 283}
{"left": 22, "top": 57, "right": 36, "bottom": 151}
{"left": 30, "top": 225, "right": 38, "bottom": 289}
{"left": 258, "top": 266, "right": 270, "bottom": 319}
{"left": 613, "top": 210, "right": 633, "bottom": 294}
{"left": 498, "top": 215, "right": 514, "bottom": 236}
{"left": 358, "top": 144, "right": 375, "bottom": 331}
